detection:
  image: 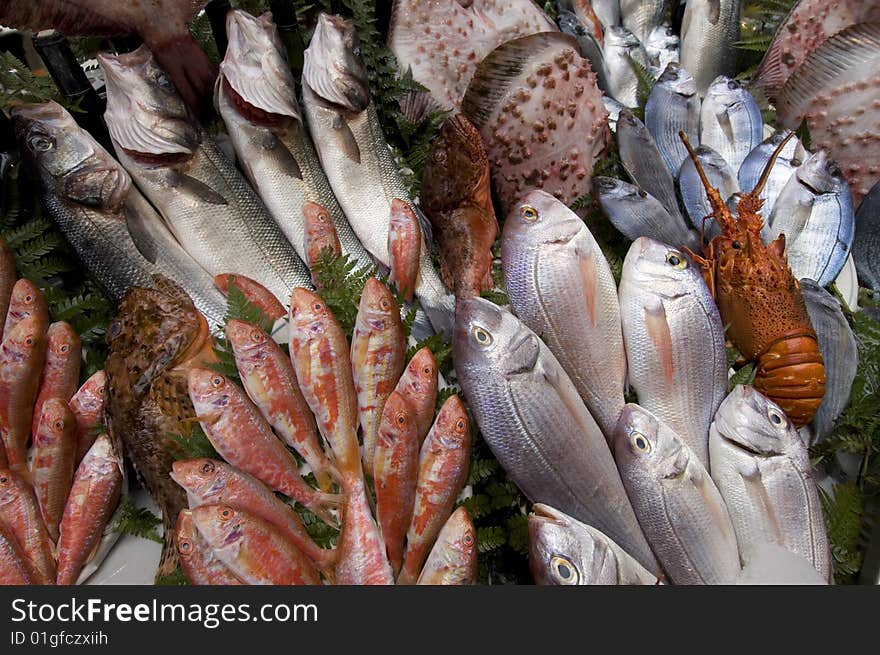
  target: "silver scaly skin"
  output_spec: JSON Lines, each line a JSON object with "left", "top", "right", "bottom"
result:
{"left": 680, "top": 0, "right": 740, "bottom": 96}
{"left": 620, "top": 0, "right": 669, "bottom": 43}
{"left": 602, "top": 26, "right": 650, "bottom": 108}
{"left": 678, "top": 144, "right": 739, "bottom": 241}
{"left": 738, "top": 131, "right": 806, "bottom": 226}
{"left": 699, "top": 76, "right": 764, "bottom": 174}
{"left": 645, "top": 63, "right": 701, "bottom": 177}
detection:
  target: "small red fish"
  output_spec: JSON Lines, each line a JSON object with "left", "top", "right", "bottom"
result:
{"left": 417, "top": 506, "right": 478, "bottom": 585}
{"left": 32, "top": 321, "right": 81, "bottom": 437}
{"left": 3, "top": 278, "right": 48, "bottom": 341}
{"left": 30, "top": 398, "right": 77, "bottom": 542}
{"left": 214, "top": 273, "right": 286, "bottom": 322}
{"left": 388, "top": 199, "right": 421, "bottom": 302}
{"left": 0, "top": 520, "right": 33, "bottom": 585}
{"left": 176, "top": 509, "right": 244, "bottom": 585}
{"left": 394, "top": 347, "right": 439, "bottom": 444}
{"left": 0, "top": 468, "right": 56, "bottom": 584}
{"left": 69, "top": 370, "right": 107, "bottom": 464}
{"left": 335, "top": 472, "right": 395, "bottom": 585}
{"left": 304, "top": 201, "right": 343, "bottom": 288}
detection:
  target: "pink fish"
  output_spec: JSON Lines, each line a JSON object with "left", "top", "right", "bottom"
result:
{"left": 387, "top": 200, "right": 421, "bottom": 302}
{"left": 3, "top": 279, "right": 48, "bottom": 341}
{"left": 0, "top": 468, "right": 56, "bottom": 584}
{"left": 304, "top": 201, "right": 343, "bottom": 288}
{"left": 176, "top": 509, "right": 244, "bottom": 585}
{"left": 214, "top": 273, "right": 286, "bottom": 323}
{"left": 335, "top": 472, "right": 395, "bottom": 585}
{"left": 32, "top": 321, "right": 81, "bottom": 437}
{"left": 394, "top": 347, "right": 439, "bottom": 444}
{"left": 30, "top": 398, "right": 77, "bottom": 542}
{"left": 69, "top": 370, "right": 107, "bottom": 464}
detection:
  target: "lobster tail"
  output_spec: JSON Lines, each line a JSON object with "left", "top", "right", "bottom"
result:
{"left": 754, "top": 333, "right": 826, "bottom": 426}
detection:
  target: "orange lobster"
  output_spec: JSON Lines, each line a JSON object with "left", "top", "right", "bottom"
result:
{"left": 679, "top": 131, "right": 825, "bottom": 426}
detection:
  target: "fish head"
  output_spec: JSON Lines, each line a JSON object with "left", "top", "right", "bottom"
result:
{"left": 605, "top": 25, "right": 641, "bottom": 51}
{"left": 81, "top": 433, "right": 122, "bottom": 475}
{"left": 712, "top": 385, "right": 799, "bottom": 456}
{"left": 355, "top": 278, "right": 399, "bottom": 332}
{"left": 441, "top": 506, "right": 477, "bottom": 560}
{"left": 187, "top": 368, "right": 234, "bottom": 417}
{"left": 191, "top": 504, "right": 246, "bottom": 551}
{"left": 289, "top": 288, "right": 334, "bottom": 338}
{"left": 657, "top": 63, "right": 697, "bottom": 97}
{"left": 528, "top": 504, "right": 614, "bottom": 585}
{"left": 705, "top": 75, "right": 748, "bottom": 111}
{"left": 7, "top": 279, "right": 43, "bottom": 320}
{"left": 421, "top": 114, "right": 488, "bottom": 211}
{"left": 796, "top": 150, "right": 841, "bottom": 195}
{"left": 220, "top": 10, "right": 301, "bottom": 123}
{"left": 401, "top": 347, "right": 437, "bottom": 395}
{"left": 225, "top": 318, "right": 271, "bottom": 366}
{"left": 73, "top": 370, "right": 107, "bottom": 413}
{"left": 170, "top": 458, "right": 229, "bottom": 503}
{"left": 432, "top": 394, "right": 470, "bottom": 449}
{"left": 303, "top": 201, "right": 340, "bottom": 256}
{"left": 302, "top": 13, "right": 370, "bottom": 112}
{"left": 454, "top": 297, "right": 541, "bottom": 377}
{"left": 1, "top": 314, "right": 47, "bottom": 358}
{"left": 99, "top": 46, "right": 200, "bottom": 158}
{"left": 622, "top": 237, "right": 704, "bottom": 298}
{"left": 46, "top": 321, "right": 79, "bottom": 359}
{"left": 12, "top": 101, "right": 131, "bottom": 210}
{"left": 33, "top": 398, "right": 74, "bottom": 447}
{"left": 593, "top": 175, "right": 639, "bottom": 203}
{"left": 0, "top": 468, "right": 31, "bottom": 508}
{"left": 175, "top": 509, "right": 201, "bottom": 563}
{"left": 504, "top": 189, "right": 584, "bottom": 246}
{"left": 614, "top": 404, "right": 688, "bottom": 479}
{"left": 377, "top": 391, "right": 414, "bottom": 448}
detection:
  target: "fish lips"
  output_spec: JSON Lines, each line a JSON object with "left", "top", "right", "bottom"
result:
{"left": 303, "top": 13, "right": 370, "bottom": 113}
{"left": 59, "top": 162, "right": 130, "bottom": 210}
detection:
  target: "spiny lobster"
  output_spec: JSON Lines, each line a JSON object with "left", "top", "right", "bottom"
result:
{"left": 678, "top": 131, "right": 825, "bottom": 426}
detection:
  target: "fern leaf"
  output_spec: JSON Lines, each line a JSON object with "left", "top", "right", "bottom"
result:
{"left": 155, "top": 568, "right": 189, "bottom": 586}
{"left": 169, "top": 423, "right": 220, "bottom": 461}
{"left": 109, "top": 495, "right": 163, "bottom": 544}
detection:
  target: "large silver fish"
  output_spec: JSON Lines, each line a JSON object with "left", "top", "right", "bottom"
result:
{"left": 453, "top": 297, "right": 660, "bottom": 573}
{"left": 13, "top": 101, "right": 226, "bottom": 327}
{"left": 501, "top": 190, "right": 626, "bottom": 438}
{"left": 594, "top": 176, "right": 700, "bottom": 251}
{"left": 709, "top": 385, "right": 832, "bottom": 581}
{"left": 618, "top": 238, "right": 728, "bottom": 469}
{"left": 302, "top": 14, "right": 454, "bottom": 334}
{"left": 602, "top": 26, "right": 651, "bottom": 108}
{"left": 738, "top": 131, "right": 806, "bottom": 224}
{"left": 767, "top": 150, "right": 854, "bottom": 286}
{"left": 99, "top": 46, "right": 312, "bottom": 303}
{"left": 216, "top": 10, "right": 372, "bottom": 270}
{"left": 621, "top": 0, "right": 670, "bottom": 43}
{"left": 699, "top": 76, "right": 763, "bottom": 174}
{"left": 614, "top": 403, "right": 741, "bottom": 585}
{"left": 680, "top": 0, "right": 740, "bottom": 95}
{"left": 678, "top": 144, "right": 739, "bottom": 241}
{"left": 645, "top": 63, "right": 701, "bottom": 177}
{"left": 799, "top": 280, "right": 857, "bottom": 445}
{"left": 529, "top": 503, "right": 658, "bottom": 585}
{"left": 645, "top": 24, "right": 680, "bottom": 77}
{"left": 853, "top": 180, "right": 880, "bottom": 290}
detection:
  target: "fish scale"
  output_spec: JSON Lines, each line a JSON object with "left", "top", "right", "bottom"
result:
{"left": 645, "top": 63, "right": 701, "bottom": 177}
{"left": 680, "top": 0, "right": 740, "bottom": 95}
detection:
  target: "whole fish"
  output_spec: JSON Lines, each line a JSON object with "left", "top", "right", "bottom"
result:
{"left": 645, "top": 24, "right": 680, "bottom": 76}
{"left": 738, "top": 131, "right": 806, "bottom": 224}
{"left": 55, "top": 434, "right": 123, "bottom": 585}
{"left": 374, "top": 391, "right": 420, "bottom": 576}
{"left": 618, "top": 237, "right": 728, "bottom": 469}
{"left": 187, "top": 368, "right": 338, "bottom": 525}
{"left": 420, "top": 114, "right": 499, "bottom": 302}
{"left": 289, "top": 288, "right": 361, "bottom": 478}
{"left": 767, "top": 150, "right": 855, "bottom": 286}
{"left": 853, "top": 181, "right": 880, "bottom": 289}
{"left": 680, "top": 0, "right": 740, "bottom": 95}
{"left": 0, "top": 469, "right": 56, "bottom": 584}
{"left": 678, "top": 144, "right": 739, "bottom": 241}
{"left": 3, "top": 279, "right": 47, "bottom": 340}
{"left": 528, "top": 503, "right": 658, "bottom": 585}
{"left": 602, "top": 26, "right": 651, "bottom": 108}
{"left": 0, "top": 315, "right": 48, "bottom": 474}
{"left": 398, "top": 395, "right": 472, "bottom": 585}
{"left": 30, "top": 399, "right": 77, "bottom": 542}
{"left": 699, "top": 76, "right": 764, "bottom": 174}
{"left": 69, "top": 370, "right": 106, "bottom": 464}
{"left": 12, "top": 101, "right": 227, "bottom": 326}
{"left": 645, "top": 63, "right": 701, "bottom": 176}
{"left": 594, "top": 176, "right": 701, "bottom": 250}
{"left": 191, "top": 504, "right": 321, "bottom": 585}
{"left": 336, "top": 472, "right": 395, "bottom": 585}
{"left": 776, "top": 23, "right": 880, "bottom": 205}
{"left": 171, "top": 458, "right": 333, "bottom": 572}
{"left": 226, "top": 319, "right": 334, "bottom": 490}
{"left": 557, "top": 9, "right": 610, "bottom": 93}
{"left": 502, "top": 189, "right": 626, "bottom": 438}
{"left": 388, "top": 0, "right": 556, "bottom": 113}
{"left": 735, "top": 543, "right": 829, "bottom": 585}
{"left": 217, "top": 10, "right": 372, "bottom": 270}
{"left": 105, "top": 277, "right": 217, "bottom": 580}
{"left": 453, "top": 298, "right": 659, "bottom": 573}
{"left": 32, "top": 321, "right": 80, "bottom": 438}
{"left": 417, "top": 507, "right": 478, "bottom": 585}
{"left": 618, "top": 109, "right": 684, "bottom": 222}
{"left": 304, "top": 201, "right": 344, "bottom": 288}
{"left": 0, "top": 240, "right": 15, "bottom": 332}
{"left": 351, "top": 278, "right": 406, "bottom": 476}
{"left": 394, "top": 347, "right": 439, "bottom": 444}
{"left": 214, "top": 274, "right": 285, "bottom": 323}
{"left": 0, "top": 0, "right": 215, "bottom": 115}
{"left": 176, "top": 510, "right": 243, "bottom": 585}
{"left": 387, "top": 201, "right": 421, "bottom": 303}
{"left": 0, "top": 521, "right": 33, "bottom": 585}
{"left": 302, "top": 14, "right": 454, "bottom": 335}
{"left": 800, "top": 280, "right": 858, "bottom": 445}
{"left": 709, "top": 385, "right": 831, "bottom": 580}
{"left": 621, "top": 0, "right": 670, "bottom": 43}
{"left": 100, "top": 47, "right": 312, "bottom": 304}
{"left": 462, "top": 31, "right": 609, "bottom": 212}
{"left": 614, "top": 404, "right": 741, "bottom": 585}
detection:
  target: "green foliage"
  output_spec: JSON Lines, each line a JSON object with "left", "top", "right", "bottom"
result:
{"left": 737, "top": 0, "right": 795, "bottom": 64}
{"left": 628, "top": 57, "right": 655, "bottom": 120}
{"left": 109, "top": 495, "right": 163, "bottom": 544}
{"left": 436, "top": 385, "right": 461, "bottom": 412}
{"left": 188, "top": 11, "right": 221, "bottom": 66}
{"left": 406, "top": 332, "right": 452, "bottom": 377}
{"left": 311, "top": 249, "right": 377, "bottom": 337}
{"left": 170, "top": 423, "right": 221, "bottom": 461}
{"left": 729, "top": 363, "right": 756, "bottom": 390}
{"left": 155, "top": 568, "right": 189, "bottom": 586}
{"left": 396, "top": 106, "right": 450, "bottom": 196}
{"left": 0, "top": 52, "right": 68, "bottom": 112}
{"left": 294, "top": 505, "right": 339, "bottom": 549}
{"left": 820, "top": 483, "right": 864, "bottom": 583}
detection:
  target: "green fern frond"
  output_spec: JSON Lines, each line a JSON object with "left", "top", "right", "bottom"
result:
{"left": 294, "top": 505, "right": 339, "bottom": 549}
{"left": 109, "top": 495, "right": 163, "bottom": 544}
{"left": 820, "top": 483, "right": 864, "bottom": 583}
{"left": 465, "top": 457, "right": 500, "bottom": 487}
{"left": 18, "top": 256, "right": 75, "bottom": 282}
{"left": 505, "top": 513, "right": 530, "bottom": 556}
{"left": 436, "top": 386, "right": 461, "bottom": 412}
{"left": 312, "top": 250, "right": 378, "bottom": 337}
{"left": 223, "top": 278, "right": 277, "bottom": 333}
{"left": 169, "top": 423, "right": 220, "bottom": 461}
{"left": 459, "top": 493, "right": 493, "bottom": 520}
{"left": 734, "top": 35, "right": 774, "bottom": 52}
{"left": 628, "top": 57, "right": 655, "bottom": 116}
{"left": 50, "top": 292, "right": 109, "bottom": 322}
{"left": 155, "top": 568, "right": 189, "bottom": 586}
{"left": 729, "top": 363, "right": 756, "bottom": 390}
{"left": 476, "top": 525, "right": 506, "bottom": 553}
{"left": 0, "top": 52, "right": 67, "bottom": 112}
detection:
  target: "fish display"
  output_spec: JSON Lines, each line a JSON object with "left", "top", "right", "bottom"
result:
{"left": 417, "top": 507, "right": 478, "bottom": 585}
{"left": 680, "top": 0, "right": 740, "bottom": 94}
{"left": 645, "top": 63, "right": 701, "bottom": 176}
{"left": 699, "top": 76, "right": 764, "bottom": 174}
{"left": 738, "top": 131, "right": 806, "bottom": 223}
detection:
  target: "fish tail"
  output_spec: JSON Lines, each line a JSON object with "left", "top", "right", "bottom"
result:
{"left": 155, "top": 512, "right": 180, "bottom": 582}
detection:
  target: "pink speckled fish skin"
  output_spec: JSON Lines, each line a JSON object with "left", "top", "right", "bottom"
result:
{"left": 387, "top": 200, "right": 421, "bottom": 303}
{"left": 3, "top": 279, "right": 48, "bottom": 341}
{"left": 417, "top": 506, "right": 477, "bottom": 585}
{"left": 304, "top": 201, "right": 343, "bottom": 288}
{"left": 30, "top": 398, "right": 77, "bottom": 542}
{"left": 69, "top": 370, "right": 106, "bottom": 464}
{"left": 187, "top": 368, "right": 338, "bottom": 526}
{"left": 226, "top": 319, "right": 335, "bottom": 491}
{"left": 398, "top": 394, "right": 471, "bottom": 585}
{"left": 394, "top": 347, "right": 439, "bottom": 444}
{"left": 289, "top": 288, "right": 362, "bottom": 479}
{"left": 213, "top": 274, "right": 286, "bottom": 322}
{"left": 462, "top": 33, "right": 609, "bottom": 213}
{"left": 336, "top": 472, "right": 395, "bottom": 585}
{"left": 0, "top": 520, "right": 33, "bottom": 585}
{"left": 0, "top": 468, "right": 56, "bottom": 584}
{"left": 32, "top": 321, "right": 81, "bottom": 438}
{"left": 388, "top": 0, "right": 556, "bottom": 113}
{"left": 755, "top": 0, "right": 880, "bottom": 103}
{"left": 351, "top": 278, "right": 406, "bottom": 477}
{"left": 176, "top": 509, "right": 244, "bottom": 585}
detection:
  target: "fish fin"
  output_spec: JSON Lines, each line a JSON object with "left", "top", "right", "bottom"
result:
{"left": 644, "top": 298, "right": 675, "bottom": 384}
{"left": 332, "top": 114, "right": 362, "bottom": 164}
{"left": 399, "top": 89, "right": 437, "bottom": 124}
{"left": 123, "top": 208, "right": 160, "bottom": 265}
{"left": 576, "top": 246, "right": 598, "bottom": 327}
{"left": 167, "top": 171, "right": 229, "bottom": 205}
{"left": 716, "top": 107, "right": 736, "bottom": 149}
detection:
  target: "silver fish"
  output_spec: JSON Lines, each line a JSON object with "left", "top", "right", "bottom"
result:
{"left": 529, "top": 503, "right": 658, "bottom": 585}
{"left": 799, "top": 280, "right": 857, "bottom": 445}
{"left": 709, "top": 385, "right": 832, "bottom": 581}
{"left": 580, "top": 0, "right": 620, "bottom": 31}
{"left": 12, "top": 101, "right": 226, "bottom": 327}
{"left": 557, "top": 10, "right": 609, "bottom": 93}
{"left": 768, "top": 150, "right": 855, "bottom": 286}
{"left": 614, "top": 403, "right": 741, "bottom": 585}
{"left": 302, "top": 14, "right": 454, "bottom": 335}
{"left": 594, "top": 176, "right": 700, "bottom": 251}
{"left": 602, "top": 26, "right": 651, "bottom": 108}
{"left": 618, "top": 238, "right": 728, "bottom": 468}
{"left": 735, "top": 543, "right": 828, "bottom": 585}
{"left": 645, "top": 63, "right": 701, "bottom": 177}
{"left": 737, "top": 131, "right": 806, "bottom": 224}
{"left": 680, "top": 0, "right": 740, "bottom": 95}
{"left": 853, "top": 180, "right": 880, "bottom": 290}
{"left": 501, "top": 190, "right": 626, "bottom": 438}
{"left": 645, "top": 24, "right": 680, "bottom": 77}
{"left": 453, "top": 297, "right": 660, "bottom": 574}
{"left": 604, "top": 96, "right": 626, "bottom": 132}
{"left": 99, "top": 46, "right": 312, "bottom": 303}
{"left": 699, "top": 76, "right": 764, "bottom": 174}
{"left": 216, "top": 10, "right": 372, "bottom": 270}
{"left": 678, "top": 144, "right": 739, "bottom": 241}
{"left": 621, "top": 0, "right": 670, "bottom": 43}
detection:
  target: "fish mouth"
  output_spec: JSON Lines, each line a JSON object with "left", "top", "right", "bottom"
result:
{"left": 302, "top": 13, "right": 370, "bottom": 112}
{"left": 61, "top": 162, "right": 130, "bottom": 209}
{"left": 530, "top": 504, "right": 566, "bottom": 525}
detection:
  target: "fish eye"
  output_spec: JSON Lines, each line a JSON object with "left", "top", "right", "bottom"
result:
{"left": 732, "top": 240, "right": 742, "bottom": 250}
{"left": 0, "top": 475, "right": 7, "bottom": 484}
{"left": 250, "top": 330, "right": 264, "bottom": 343}
{"left": 463, "top": 531, "right": 474, "bottom": 547}
{"left": 211, "top": 376, "right": 224, "bottom": 388}
{"left": 665, "top": 252, "right": 687, "bottom": 269}
{"left": 352, "top": 45, "right": 362, "bottom": 58}
{"left": 422, "top": 365, "right": 433, "bottom": 376}
{"left": 432, "top": 149, "right": 447, "bottom": 164}
{"left": 201, "top": 461, "right": 216, "bottom": 475}
{"left": 24, "top": 294, "right": 33, "bottom": 303}
{"left": 455, "top": 417, "right": 467, "bottom": 433}
{"left": 24, "top": 336, "right": 34, "bottom": 346}
{"left": 219, "top": 507, "right": 233, "bottom": 520}
{"left": 828, "top": 163, "right": 842, "bottom": 177}
{"left": 178, "top": 539, "right": 192, "bottom": 554}
{"left": 767, "top": 407, "right": 787, "bottom": 428}
{"left": 60, "top": 344, "right": 70, "bottom": 353}
{"left": 790, "top": 158, "right": 802, "bottom": 167}
{"left": 520, "top": 205, "right": 539, "bottom": 222}
{"left": 727, "top": 80, "right": 740, "bottom": 90}
{"left": 313, "top": 302, "right": 323, "bottom": 312}
{"left": 631, "top": 431, "right": 652, "bottom": 453}
{"left": 380, "top": 298, "right": 391, "bottom": 310}
{"left": 396, "top": 412, "right": 407, "bottom": 426}
{"left": 29, "top": 135, "right": 54, "bottom": 152}
{"left": 317, "top": 211, "right": 329, "bottom": 223}
{"left": 472, "top": 326, "right": 493, "bottom": 346}
{"left": 550, "top": 555, "right": 579, "bottom": 585}
{"left": 54, "top": 419, "right": 64, "bottom": 430}
{"left": 637, "top": 189, "right": 648, "bottom": 198}
{"left": 155, "top": 72, "right": 174, "bottom": 91}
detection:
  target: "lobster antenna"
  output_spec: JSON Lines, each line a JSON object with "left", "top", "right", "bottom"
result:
{"left": 678, "top": 131, "right": 724, "bottom": 212}
{"left": 751, "top": 131, "right": 797, "bottom": 197}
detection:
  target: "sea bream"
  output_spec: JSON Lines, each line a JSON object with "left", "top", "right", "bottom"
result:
{"left": 680, "top": 0, "right": 740, "bottom": 95}
{"left": 699, "top": 76, "right": 764, "bottom": 174}
{"left": 645, "top": 63, "right": 701, "bottom": 176}
{"left": 738, "top": 131, "right": 807, "bottom": 222}
{"left": 602, "top": 26, "right": 651, "bottom": 109}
